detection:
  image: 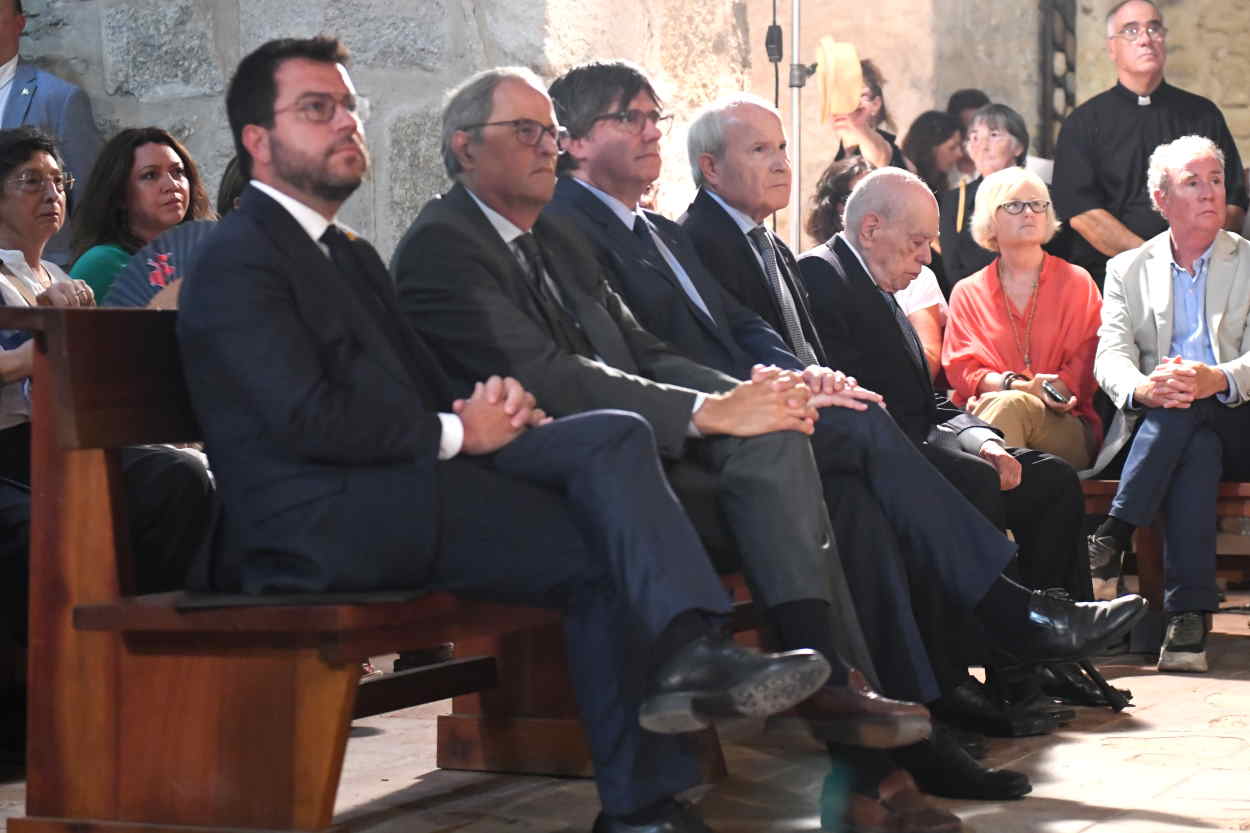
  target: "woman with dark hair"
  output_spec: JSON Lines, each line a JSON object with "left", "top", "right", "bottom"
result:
{"left": 938, "top": 103, "right": 1030, "bottom": 291}
{"left": 901, "top": 110, "right": 966, "bottom": 198}
{"left": 831, "top": 59, "right": 907, "bottom": 170}
{"left": 69, "top": 127, "right": 215, "bottom": 299}
{"left": 805, "top": 156, "right": 872, "bottom": 243}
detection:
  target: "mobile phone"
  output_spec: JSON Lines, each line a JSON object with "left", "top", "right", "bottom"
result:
{"left": 1041, "top": 380, "right": 1066, "bottom": 404}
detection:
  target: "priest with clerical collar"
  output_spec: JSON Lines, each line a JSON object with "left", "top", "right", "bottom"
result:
{"left": 1050, "top": 0, "right": 1247, "bottom": 288}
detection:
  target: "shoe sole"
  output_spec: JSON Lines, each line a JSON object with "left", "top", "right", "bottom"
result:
{"left": 1157, "top": 649, "right": 1208, "bottom": 673}
{"left": 639, "top": 655, "right": 831, "bottom": 734}
{"left": 805, "top": 712, "right": 932, "bottom": 749}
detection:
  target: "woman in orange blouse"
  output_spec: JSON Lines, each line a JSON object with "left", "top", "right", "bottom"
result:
{"left": 941, "top": 166, "right": 1103, "bottom": 469}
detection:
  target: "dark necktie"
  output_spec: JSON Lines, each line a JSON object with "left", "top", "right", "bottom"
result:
{"left": 513, "top": 232, "right": 594, "bottom": 358}
{"left": 746, "top": 226, "right": 818, "bottom": 365}
{"left": 632, "top": 215, "right": 712, "bottom": 321}
{"left": 320, "top": 224, "right": 451, "bottom": 404}
{"left": 882, "top": 289, "right": 926, "bottom": 371}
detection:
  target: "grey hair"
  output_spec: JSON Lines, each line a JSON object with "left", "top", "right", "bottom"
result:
{"left": 842, "top": 166, "right": 930, "bottom": 238}
{"left": 441, "top": 66, "right": 546, "bottom": 178}
{"left": 1147, "top": 135, "right": 1225, "bottom": 214}
{"left": 1105, "top": 0, "right": 1161, "bottom": 36}
{"left": 687, "top": 92, "right": 781, "bottom": 189}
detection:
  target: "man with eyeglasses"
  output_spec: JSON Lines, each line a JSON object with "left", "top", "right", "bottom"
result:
{"left": 1051, "top": 0, "right": 1246, "bottom": 287}
{"left": 1089, "top": 134, "right": 1250, "bottom": 673}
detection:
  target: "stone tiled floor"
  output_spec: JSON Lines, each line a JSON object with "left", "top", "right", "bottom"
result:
{"left": 3, "top": 600, "right": 1250, "bottom": 832}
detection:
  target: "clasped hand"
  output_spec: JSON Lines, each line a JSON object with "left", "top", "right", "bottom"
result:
{"left": 693, "top": 365, "right": 817, "bottom": 436}
{"left": 1134, "top": 356, "right": 1226, "bottom": 409}
{"left": 800, "top": 364, "right": 885, "bottom": 411}
{"left": 455, "top": 375, "right": 550, "bottom": 455}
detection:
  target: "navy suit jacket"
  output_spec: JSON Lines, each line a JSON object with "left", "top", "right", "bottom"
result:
{"left": 680, "top": 187, "right": 827, "bottom": 366}
{"left": 391, "top": 183, "right": 738, "bottom": 460}
{"left": 543, "top": 176, "right": 799, "bottom": 379}
{"left": 178, "top": 185, "right": 451, "bottom": 593}
{"left": 3, "top": 59, "right": 103, "bottom": 265}
{"left": 797, "top": 235, "right": 991, "bottom": 446}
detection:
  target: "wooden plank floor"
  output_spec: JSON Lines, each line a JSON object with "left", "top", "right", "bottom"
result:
{"left": 4, "top": 596, "right": 1250, "bottom": 833}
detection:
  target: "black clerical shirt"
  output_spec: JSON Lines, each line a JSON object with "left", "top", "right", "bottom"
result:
{"left": 1051, "top": 80, "right": 1247, "bottom": 282}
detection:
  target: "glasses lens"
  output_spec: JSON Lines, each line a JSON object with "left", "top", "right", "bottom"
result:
{"left": 515, "top": 121, "right": 543, "bottom": 146}
{"left": 1001, "top": 201, "right": 1023, "bottom": 214}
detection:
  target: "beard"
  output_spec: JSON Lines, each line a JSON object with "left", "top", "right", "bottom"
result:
{"left": 271, "top": 133, "right": 369, "bottom": 203}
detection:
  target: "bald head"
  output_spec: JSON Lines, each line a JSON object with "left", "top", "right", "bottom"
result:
{"left": 843, "top": 167, "right": 938, "bottom": 293}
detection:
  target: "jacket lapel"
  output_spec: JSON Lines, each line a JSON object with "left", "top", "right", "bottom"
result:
{"left": 1144, "top": 239, "right": 1174, "bottom": 359}
{"left": 1, "top": 62, "right": 38, "bottom": 129}
{"left": 1205, "top": 231, "right": 1238, "bottom": 360}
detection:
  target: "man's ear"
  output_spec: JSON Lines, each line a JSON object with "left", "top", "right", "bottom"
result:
{"left": 858, "top": 212, "right": 881, "bottom": 247}
{"left": 698, "top": 152, "right": 720, "bottom": 189}
{"left": 451, "top": 129, "right": 476, "bottom": 174}
{"left": 241, "top": 124, "right": 270, "bottom": 170}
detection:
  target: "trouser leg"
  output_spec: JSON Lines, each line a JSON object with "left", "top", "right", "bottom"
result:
{"left": 1110, "top": 406, "right": 1205, "bottom": 528}
{"left": 1001, "top": 448, "right": 1090, "bottom": 598}
{"left": 429, "top": 457, "right": 700, "bottom": 816}
{"left": 1160, "top": 427, "right": 1221, "bottom": 613}
{"left": 119, "top": 445, "right": 216, "bottom": 593}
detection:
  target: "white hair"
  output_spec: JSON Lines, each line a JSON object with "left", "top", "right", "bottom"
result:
{"left": 686, "top": 93, "right": 782, "bottom": 188}
{"left": 1105, "top": 0, "right": 1161, "bottom": 37}
{"left": 842, "top": 166, "right": 931, "bottom": 238}
{"left": 1147, "top": 135, "right": 1225, "bottom": 214}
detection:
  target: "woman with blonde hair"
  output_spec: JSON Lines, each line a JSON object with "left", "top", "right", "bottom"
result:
{"left": 941, "top": 166, "right": 1103, "bottom": 469}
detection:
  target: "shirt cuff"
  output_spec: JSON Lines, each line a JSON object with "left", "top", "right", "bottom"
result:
{"left": 437, "top": 412, "right": 464, "bottom": 459}
{"left": 1217, "top": 369, "right": 1241, "bottom": 405}
{"left": 687, "top": 393, "right": 707, "bottom": 438}
{"left": 961, "top": 426, "right": 1003, "bottom": 455}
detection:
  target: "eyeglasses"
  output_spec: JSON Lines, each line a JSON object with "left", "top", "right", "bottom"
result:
{"left": 8, "top": 172, "right": 74, "bottom": 194}
{"left": 998, "top": 199, "right": 1050, "bottom": 215}
{"left": 458, "top": 118, "right": 568, "bottom": 148}
{"left": 274, "top": 92, "right": 370, "bottom": 124}
{"left": 1109, "top": 22, "right": 1167, "bottom": 41}
{"left": 591, "top": 109, "right": 673, "bottom": 136}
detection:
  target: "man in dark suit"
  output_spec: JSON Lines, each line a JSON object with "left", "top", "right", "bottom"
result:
{"left": 794, "top": 166, "right": 1092, "bottom": 605}
{"left": 179, "top": 38, "right": 832, "bottom": 833}
{"left": 0, "top": 0, "right": 103, "bottom": 265}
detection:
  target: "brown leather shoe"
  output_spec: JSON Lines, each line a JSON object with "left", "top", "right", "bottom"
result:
{"left": 845, "top": 769, "right": 962, "bottom": 833}
{"left": 797, "top": 669, "right": 932, "bottom": 748}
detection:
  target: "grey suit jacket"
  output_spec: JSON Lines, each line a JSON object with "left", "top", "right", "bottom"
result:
{"left": 2, "top": 59, "right": 103, "bottom": 265}
{"left": 1090, "top": 228, "right": 1250, "bottom": 473}
{"left": 391, "top": 183, "right": 738, "bottom": 459}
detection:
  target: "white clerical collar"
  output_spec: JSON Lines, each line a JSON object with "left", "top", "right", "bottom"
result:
{"left": 1138, "top": 95, "right": 1151, "bottom": 106}
{"left": 704, "top": 188, "right": 762, "bottom": 236}
{"left": 250, "top": 180, "right": 340, "bottom": 246}
{"left": 835, "top": 231, "right": 888, "bottom": 291}
{"left": 574, "top": 177, "right": 639, "bottom": 230}
{"left": 0, "top": 54, "right": 18, "bottom": 93}
{"left": 464, "top": 187, "right": 527, "bottom": 246}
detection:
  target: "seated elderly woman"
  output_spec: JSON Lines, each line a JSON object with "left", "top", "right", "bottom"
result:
{"left": 69, "top": 127, "right": 215, "bottom": 300}
{"left": 941, "top": 166, "right": 1103, "bottom": 470}
{"left": 938, "top": 103, "right": 1031, "bottom": 293}
{"left": 808, "top": 156, "right": 948, "bottom": 381}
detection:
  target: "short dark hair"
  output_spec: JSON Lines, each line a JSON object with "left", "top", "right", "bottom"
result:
{"left": 946, "top": 89, "right": 990, "bottom": 118}
{"left": 969, "top": 103, "right": 1030, "bottom": 167}
{"left": 807, "top": 156, "right": 873, "bottom": 242}
{"left": 548, "top": 60, "right": 661, "bottom": 175}
{"left": 0, "top": 126, "right": 63, "bottom": 186}
{"left": 215, "top": 154, "right": 246, "bottom": 216}
{"left": 70, "top": 127, "right": 215, "bottom": 260}
{"left": 13, "top": 0, "right": 22, "bottom": 15}
{"left": 226, "top": 37, "right": 350, "bottom": 179}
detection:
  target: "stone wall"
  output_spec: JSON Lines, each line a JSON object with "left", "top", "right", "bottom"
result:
{"left": 1075, "top": 0, "right": 1250, "bottom": 167}
{"left": 19, "top": 0, "right": 750, "bottom": 260}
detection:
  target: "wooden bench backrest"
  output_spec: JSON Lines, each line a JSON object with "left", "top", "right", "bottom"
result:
{"left": 0, "top": 307, "right": 199, "bottom": 449}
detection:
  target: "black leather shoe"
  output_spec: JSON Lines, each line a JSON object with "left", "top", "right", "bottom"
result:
{"left": 640, "top": 634, "right": 830, "bottom": 734}
{"left": 932, "top": 678, "right": 1061, "bottom": 738}
{"left": 894, "top": 723, "right": 1032, "bottom": 801}
{"left": 593, "top": 801, "right": 716, "bottom": 832}
{"left": 1004, "top": 592, "right": 1148, "bottom": 663}
{"left": 946, "top": 725, "right": 988, "bottom": 760}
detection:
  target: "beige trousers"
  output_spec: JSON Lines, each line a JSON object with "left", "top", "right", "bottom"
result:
{"left": 970, "top": 390, "right": 1092, "bottom": 469}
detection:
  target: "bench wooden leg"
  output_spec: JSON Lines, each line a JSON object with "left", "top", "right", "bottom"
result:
{"left": 1134, "top": 523, "right": 1165, "bottom": 610}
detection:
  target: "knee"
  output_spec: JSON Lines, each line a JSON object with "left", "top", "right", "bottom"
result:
{"left": 575, "top": 409, "right": 659, "bottom": 453}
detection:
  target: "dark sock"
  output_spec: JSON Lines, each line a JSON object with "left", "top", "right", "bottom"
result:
{"left": 828, "top": 743, "right": 898, "bottom": 796}
{"left": 769, "top": 598, "right": 849, "bottom": 684}
{"left": 974, "top": 575, "right": 1035, "bottom": 631}
{"left": 1095, "top": 516, "right": 1135, "bottom": 550}
{"left": 651, "top": 609, "right": 715, "bottom": 674}
{"left": 617, "top": 797, "right": 677, "bottom": 825}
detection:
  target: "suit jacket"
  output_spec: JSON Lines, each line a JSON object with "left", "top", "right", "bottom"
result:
{"left": 797, "top": 235, "right": 991, "bottom": 446}
{"left": 681, "top": 187, "right": 827, "bottom": 365}
{"left": 3, "top": 59, "right": 103, "bottom": 265}
{"left": 390, "top": 183, "right": 738, "bottom": 460}
{"left": 937, "top": 177, "right": 994, "bottom": 293}
{"left": 178, "top": 185, "right": 452, "bottom": 593}
{"left": 1091, "top": 228, "right": 1250, "bottom": 471}
{"left": 543, "top": 176, "right": 799, "bottom": 380}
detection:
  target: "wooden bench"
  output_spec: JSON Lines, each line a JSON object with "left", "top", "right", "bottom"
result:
{"left": 1, "top": 308, "right": 749, "bottom": 833}
{"left": 1081, "top": 480, "right": 1250, "bottom": 612}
